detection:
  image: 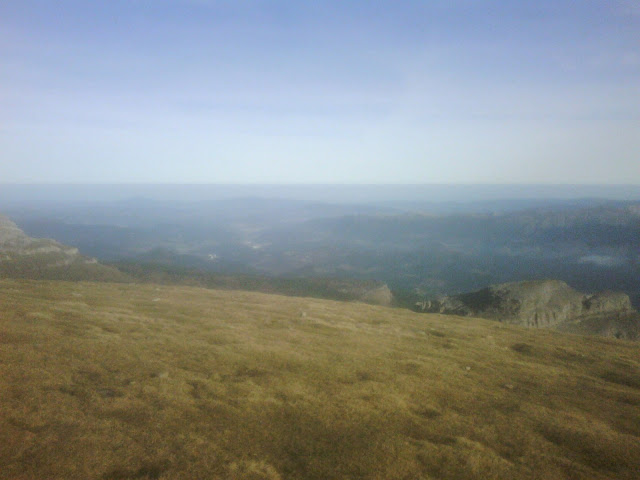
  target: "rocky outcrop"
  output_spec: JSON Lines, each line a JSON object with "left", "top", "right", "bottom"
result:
{"left": 583, "top": 291, "right": 632, "bottom": 314}
{"left": 329, "top": 279, "right": 394, "bottom": 306}
{"left": 0, "top": 214, "right": 31, "bottom": 249}
{"left": 0, "top": 214, "right": 126, "bottom": 282}
{"left": 1, "top": 214, "right": 90, "bottom": 265}
{"left": 417, "top": 279, "right": 639, "bottom": 340}
{"left": 361, "top": 284, "right": 394, "bottom": 307}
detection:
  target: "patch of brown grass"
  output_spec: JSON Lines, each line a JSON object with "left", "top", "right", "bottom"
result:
{"left": 1, "top": 278, "right": 639, "bottom": 479}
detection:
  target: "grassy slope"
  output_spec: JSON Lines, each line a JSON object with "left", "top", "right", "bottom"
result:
{"left": 0, "top": 255, "right": 129, "bottom": 283}
{"left": 112, "top": 261, "right": 391, "bottom": 305}
{"left": 1, "top": 279, "right": 639, "bottom": 480}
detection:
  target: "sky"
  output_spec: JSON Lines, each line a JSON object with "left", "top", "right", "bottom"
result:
{"left": 1, "top": 0, "right": 639, "bottom": 184}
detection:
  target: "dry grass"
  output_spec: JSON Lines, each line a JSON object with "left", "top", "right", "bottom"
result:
{"left": 1, "top": 278, "right": 639, "bottom": 479}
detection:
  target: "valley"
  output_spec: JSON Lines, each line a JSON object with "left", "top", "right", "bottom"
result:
{"left": 7, "top": 194, "right": 640, "bottom": 309}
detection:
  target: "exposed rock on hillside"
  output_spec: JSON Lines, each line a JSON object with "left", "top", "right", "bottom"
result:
{"left": 417, "top": 279, "right": 639, "bottom": 340}
{"left": 322, "top": 279, "right": 394, "bottom": 306}
{"left": 360, "top": 284, "right": 394, "bottom": 306}
{"left": 583, "top": 291, "right": 633, "bottom": 314}
{"left": 0, "top": 214, "right": 126, "bottom": 281}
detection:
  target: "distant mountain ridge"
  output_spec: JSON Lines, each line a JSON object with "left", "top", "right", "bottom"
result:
{"left": 7, "top": 197, "right": 640, "bottom": 310}
{"left": 417, "top": 279, "right": 639, "bottom": 340}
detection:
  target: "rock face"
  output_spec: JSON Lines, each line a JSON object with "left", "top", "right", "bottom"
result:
{"left": 330, "top": 279, "right": 394, "bottom": 306}
{"left": 583, "top": 291, "right": 633, "bottom": 314}
{"left": 417, "top": 279, "right": 639, "bottom": 340}
{"left": 0, "top": 214, "right": 126, "bottom": 281}
{"left": 361, "top": 284, "right": 394, "bottom": 307}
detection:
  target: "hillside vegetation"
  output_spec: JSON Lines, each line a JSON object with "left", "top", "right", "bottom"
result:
{"left": 1, "top": 279, "right": 639, "bottom": 479}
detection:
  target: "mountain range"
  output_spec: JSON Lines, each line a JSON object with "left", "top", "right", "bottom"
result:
{"left": 2, "top": 211, "right": 639, "bottom": 340}
{"left": 7, "top": 197, "right": 640, "bottom": 310}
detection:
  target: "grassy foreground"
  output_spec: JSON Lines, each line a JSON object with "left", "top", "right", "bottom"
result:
{"left": 1, "top": 279, "right": 639, "bottom": 480}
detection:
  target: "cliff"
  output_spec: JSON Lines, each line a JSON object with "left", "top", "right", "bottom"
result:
{"left": 417, "top": 279, "right": 639, "bottom": 340}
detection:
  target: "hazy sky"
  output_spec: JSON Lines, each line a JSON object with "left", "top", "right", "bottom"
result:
{"left": 1, "top": 0, "right": 639, "bottom": 184}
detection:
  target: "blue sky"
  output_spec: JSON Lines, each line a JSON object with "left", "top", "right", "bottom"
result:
{"left": 1, "top": 0, "right": 639, "bottom": 183}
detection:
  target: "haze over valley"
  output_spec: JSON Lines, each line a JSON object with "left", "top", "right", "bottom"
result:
{"left": 4, "top": 185, "right": 640, "bottom": 311}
